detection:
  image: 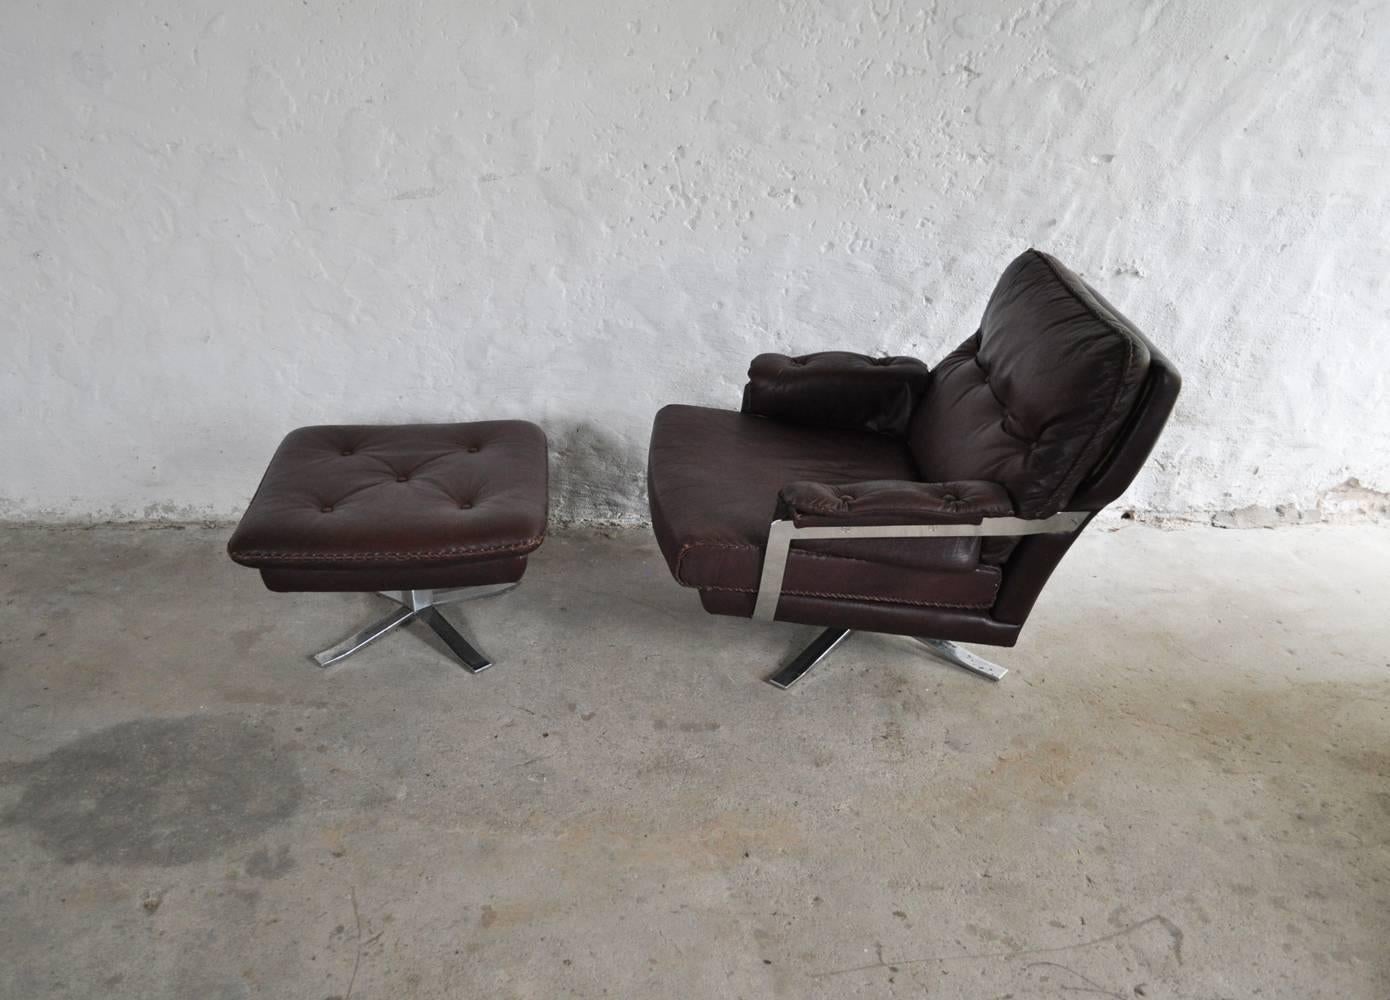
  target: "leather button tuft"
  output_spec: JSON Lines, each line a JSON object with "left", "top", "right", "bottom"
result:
{"left": 340, "top": 449, "right": 354, "bottom": 456}
{"left": 396, "top": 474, "right": 408, "bottom": 483}
{"left": 320, "top": 505, "right": 333, "bottom": 513}
{"left": 467, "top": 446, "right": 480, "bottom": 453}
{"left": 460, "top": 502, "right": 473, "bottom": 509}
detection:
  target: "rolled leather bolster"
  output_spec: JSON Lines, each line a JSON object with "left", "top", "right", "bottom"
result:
{"left": 741, "top": 351, "right": 931, "bottom": 436}
{"left": 777, "top": 479, "right": 1015, "bottom": 528}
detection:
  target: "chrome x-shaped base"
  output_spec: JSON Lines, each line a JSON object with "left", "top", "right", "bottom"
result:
{"left": 767, "top": 627, "right": 1008, "bottom": 689}
{"left": 311, "top": 584, "right": 517, "bottom": 671}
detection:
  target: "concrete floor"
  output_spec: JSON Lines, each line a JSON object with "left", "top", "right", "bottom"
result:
{"left": 0, "top": 523, "right": 1387, "bottom": 999}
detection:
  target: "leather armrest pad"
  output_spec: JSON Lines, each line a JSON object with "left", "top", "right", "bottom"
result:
{"left": 777, "top": 480, "right": 1015, "bottom": 528}
{"left": 741, "top": 351, "right": 930, "bottom": 436}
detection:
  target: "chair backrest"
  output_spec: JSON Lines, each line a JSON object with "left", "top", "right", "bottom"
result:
{"left": 908, "top": 249, "right": 1182, "bottom": 627}
{"left": 908, "top": 249, "right": 1169, "bottom": 518}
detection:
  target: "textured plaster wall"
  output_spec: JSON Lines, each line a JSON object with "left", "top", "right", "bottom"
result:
{"left": 2, "top": 0, "right": 1387, "bottom": 523}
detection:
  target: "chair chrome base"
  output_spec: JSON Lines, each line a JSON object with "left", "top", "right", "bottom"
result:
{"left": 767, "top": 627, "right": 852, "bottom": 689}
{"left": 766, "top": 627, "right": 1008, "bottom": 689}
{"left": 311, "top": 584, "right": 517, "bottom": 671}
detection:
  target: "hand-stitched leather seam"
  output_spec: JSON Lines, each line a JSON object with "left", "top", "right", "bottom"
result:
{"left": 785, "top": 489, "right": 1011, "bottom": 520}
{"left": 691, "top": 581, "right": 996, "bottom": 609}
{"left": 673, "top": 540, "right": 995, "bottom": 583}
{"left": 231, "top": 534, "right": 544, "bottom": 564}
{"left": 790, "top": 547, "right": 983, "bottom": 569}
{"left": 789, "top": 503, "right": 1002, "bottom": 521}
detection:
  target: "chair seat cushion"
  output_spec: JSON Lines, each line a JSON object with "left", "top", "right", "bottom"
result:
{"left": 228, "top": 421, "right": 547, "bottom": 592}
{"left": 647, "top": 405, "right": 1002, "bottom": 609}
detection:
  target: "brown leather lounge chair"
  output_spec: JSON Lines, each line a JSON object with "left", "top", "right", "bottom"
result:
{"left": 646, "top": 249, "right": 1181, "bottom": 688}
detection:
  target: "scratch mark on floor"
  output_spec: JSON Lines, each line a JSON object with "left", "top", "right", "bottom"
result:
{"left": 809, "top": 914, "right": 1183, "bottom": 978}
{"left": 344, "top": 886, "right": 362, "bottom": 1000}
{"left": 1024, "top": 960, "right": 1126, "bottom": 997}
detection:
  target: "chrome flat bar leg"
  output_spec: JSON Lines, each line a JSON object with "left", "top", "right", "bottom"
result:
{"left": 319, "top": 586, "right": 518, "bottom": 672}
{"left": 415, "top": 607, "right": 492, "bottom": 673}
{"left": 767, "top": 627, "right": 852, "bottom": 690}
{"left": 408, "top": 589, "right": 435, "bottom": 611}
{"left": 914, "top": 637, "right": 1008, "bottom": 681}
{"left": 428, "top": 582, "right": 520, "bottom": 606}
{"left": 312, "top": 605, "right": 417, "bottom": 668}
{"left": 380, "top": 584, "right": 519, "bottom": 607}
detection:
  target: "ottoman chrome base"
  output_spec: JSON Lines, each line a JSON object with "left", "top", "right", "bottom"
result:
{"left": 312, "top": 583, "right": 517, "bottom": 672}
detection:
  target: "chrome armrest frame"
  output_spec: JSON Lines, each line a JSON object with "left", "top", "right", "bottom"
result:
{"left": 751, "top": 511, "right": 1091, "bottom": 622}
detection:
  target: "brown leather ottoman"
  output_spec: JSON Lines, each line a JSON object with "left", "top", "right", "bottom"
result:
{"left": 228, "top": 421, "right": 547, "bottom": 671}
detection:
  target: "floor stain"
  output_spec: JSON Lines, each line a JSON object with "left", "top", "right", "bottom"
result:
{"left": 1, "top": 715, "right": 303, "bottom": 866}
{"left": 218, "top": 687, "right": 286, "bottom": 706}
{"left": 244, "top": 844, "right": 295, "bottom": 879}
{"left": 652, "top": 718, "right": 720, "bottom": 733}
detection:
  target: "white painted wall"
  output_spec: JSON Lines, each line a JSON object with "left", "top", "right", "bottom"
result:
{"left": 3, "top": 0, "right": 1387, "bottom": 523}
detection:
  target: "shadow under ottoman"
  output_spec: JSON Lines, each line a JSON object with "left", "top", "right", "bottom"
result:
{"left": 227, "top": 421, "right": 548, "bottom": 671}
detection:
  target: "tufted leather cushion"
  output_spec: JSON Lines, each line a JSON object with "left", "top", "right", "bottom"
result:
{"left": 228, "top": 421, "right": 548, "bottom": 591}
{"left": 648, "top": 405, "right": 1002, "bottom": 609}
{"left": 908, "top": 249, "right": 1151, "bottom": 517}
{"left": 742, "top": 351, "right": 931, "bottom": 436}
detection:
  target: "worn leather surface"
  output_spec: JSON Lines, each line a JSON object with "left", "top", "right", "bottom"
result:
{"left": 908, "top": 249, "right": 1152, "bottom": 518}
{"left": 648, "top": 404, "right": 1002, "bottom": 608}
{"left": 742, "top": 351, "right": 930, "bottom": 436}
{"left": 647, "top": 248, "right": 1182, "bottom": 640}
{"left": 778, "top": 479, "right": 1013, "bottom": 528}
{"left": 228, "top": 421, "right": 548, "bottom": 591}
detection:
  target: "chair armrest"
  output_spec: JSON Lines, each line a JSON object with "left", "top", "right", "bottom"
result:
{"left": 752, "top": 482, "right": 1087, "bottom": 622}
{"left": 741, "top": 351, "right": 930, "bottom": 436}
{"left": 777, "top": 480, "right": 1014, "bottom": 528}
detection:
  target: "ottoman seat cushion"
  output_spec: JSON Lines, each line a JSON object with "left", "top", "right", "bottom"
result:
{"left": 228, "top": 421, "right": 548, "bottom": 592}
